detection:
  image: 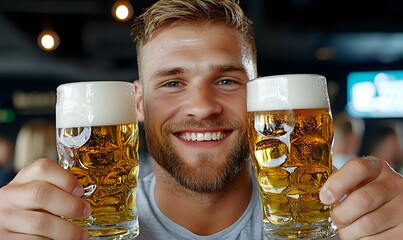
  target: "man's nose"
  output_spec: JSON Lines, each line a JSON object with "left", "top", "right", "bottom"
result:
{"left": 183, "top": 84, "right": 223, "bottom": 120}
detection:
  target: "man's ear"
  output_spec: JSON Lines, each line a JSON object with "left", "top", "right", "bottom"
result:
{"left": 133, "top": 80, "right": 145, "bottom": 122}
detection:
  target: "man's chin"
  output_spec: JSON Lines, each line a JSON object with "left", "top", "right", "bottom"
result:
{"left": 173, "top": 165, "right": 231, "bottom": 192}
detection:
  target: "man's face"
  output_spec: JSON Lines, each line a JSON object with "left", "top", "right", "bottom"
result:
{"left": 136, "top": 22, "right": 255, "bottom": 192}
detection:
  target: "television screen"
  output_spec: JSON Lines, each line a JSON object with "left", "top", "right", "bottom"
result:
{"left": 347, "top": 70, "right": 403, "bottom": 118}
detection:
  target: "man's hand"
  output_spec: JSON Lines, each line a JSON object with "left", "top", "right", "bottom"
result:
{"left": 0, "top": 158, "right": 91, "bottom": 240}
{"left": 321, "top": 157, "right": 403, "bottom": 240}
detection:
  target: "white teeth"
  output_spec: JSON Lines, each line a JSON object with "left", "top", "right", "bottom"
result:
{"left": 205, "top": 132, "right": 211, "bottom": 140}
{"left": 212, "top": 132, "right": 217, "bottom": 140}
{"left": 180, "top": 132, "right": 226, "bottom": 142}
{"left": 197, "top": 133, "right": 204, "bottom": 141}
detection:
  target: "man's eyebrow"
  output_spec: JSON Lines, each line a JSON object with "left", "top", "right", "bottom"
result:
{"left": 150, "top": 64, "right": 245, "bottom": 80}
{"left": 210, "top": 64, "right": 245, "bottom": 73}
{"left": 151, "top": 67, "right": 185, "bottom": 79}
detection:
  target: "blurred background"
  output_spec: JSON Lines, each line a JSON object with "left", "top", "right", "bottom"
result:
{"left": 0, "top": 0, "right": 403, "bottom": 176}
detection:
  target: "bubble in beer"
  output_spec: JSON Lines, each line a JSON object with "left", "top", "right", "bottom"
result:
{"left": 85, "top": 138, "right": 118, "bottom": 169}
{"left": 299, "top": 193, "right": 332, "bottom": 223}
{"left": 264, "top": 194, "right": 293, "bottom": 225}
{"left": 293, "top": 165, "right": 329, "bottom": 193}
{"left": 71, "top": 167, "right": 96, "bottom": 198}
{"left": 102, "top": 163, "right": 134, "bottom": 195}
{"left": 293, "top": 113, "right": 319, "bottom": 136}
{"left": 255, "top": 139, "right": 288, "bottom": 167}
{"left": 254, "top": 110, "right": 295, "bottom": 137}
{"left": 258, "top": 168, "right": 290, "bottom": 193}
{"left": 291, "top": 135, "right": 330, "bottom": 164}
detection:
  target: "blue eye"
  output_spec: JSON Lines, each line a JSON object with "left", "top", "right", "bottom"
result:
{"left": 219, "top": 79, "right": 235, "bottom": 85}
{"left": 165, "top": 81, "right": 182, "bottom": 88}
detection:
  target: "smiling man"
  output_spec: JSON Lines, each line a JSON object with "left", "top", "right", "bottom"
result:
{"left": 133, "top": 19, "right": 259, "bottom": 238}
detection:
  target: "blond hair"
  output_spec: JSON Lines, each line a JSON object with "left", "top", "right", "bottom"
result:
{"left": 14, "top": 119, "right": 57, "bottom": 171}
{"left": 131, "top": 0, "right": 256, "bottom": 72}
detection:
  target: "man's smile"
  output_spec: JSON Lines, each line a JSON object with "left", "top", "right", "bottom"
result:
{"left": 177, "top": 131, "right": 228, "bottom": 142}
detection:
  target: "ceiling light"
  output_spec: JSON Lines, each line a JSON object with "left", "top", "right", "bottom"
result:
{"left": 37, "top": 29, "right": 60, "bottom": 52}
{"left": 112, "top": 1, "right": 134, "bottom": 22}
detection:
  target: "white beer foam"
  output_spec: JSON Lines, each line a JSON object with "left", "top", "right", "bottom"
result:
{"left": 56, "top": 81, "right": 137, "bottom": 128}
{"left": 247, "top": 74, "right": 330, "bottom": 111}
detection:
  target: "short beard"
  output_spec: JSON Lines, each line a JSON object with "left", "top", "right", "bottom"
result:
{"left": 144, "top": 118, "right": 249, "bottom": 193}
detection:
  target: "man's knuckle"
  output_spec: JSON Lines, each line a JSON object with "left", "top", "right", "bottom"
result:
{"left": 29, "top": 183, "right": 51, "bottom": 203}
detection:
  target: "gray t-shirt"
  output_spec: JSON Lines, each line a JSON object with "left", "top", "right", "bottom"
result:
{"left": 136, "top": 172, "right": 340, "bottom": 240}
{"left": 136, "top": 172, "right": 264, "bottom": 240}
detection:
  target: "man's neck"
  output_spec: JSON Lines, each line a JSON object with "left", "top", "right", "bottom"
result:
{"left": 153, "top": 163, "right": 254, "bottom": 236}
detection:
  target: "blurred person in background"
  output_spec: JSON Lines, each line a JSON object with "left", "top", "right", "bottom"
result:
{"left": 332, "top": 111, "right": 365, "bottom": 169}
{"left": 366, "top": 125, "right": 403, "bottom": 175}
{"left": 0, "top": 135, "right": 15, "bottom": 186}
{"left": 13, "top": 118, "right": 57, "bottom": 172}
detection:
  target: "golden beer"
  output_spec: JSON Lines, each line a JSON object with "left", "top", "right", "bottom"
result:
{"left": 247, "top": 74, "right": 337, "bottom": 239}
{"left": 56, "top": 81, "right": 139, "bottom": 239}
{"left": 57, "top": 124, "right": 139, "bottom": 237}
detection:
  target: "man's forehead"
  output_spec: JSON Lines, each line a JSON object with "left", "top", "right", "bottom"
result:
{"left": 138, "top": 22, "right": 256, "bottom": 80}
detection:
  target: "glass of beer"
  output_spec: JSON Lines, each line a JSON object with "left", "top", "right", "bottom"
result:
{"left": 56, "top": 81, "right": 139, "bottom": 239}
{"left": 247, "top": 74, "right": 338, "bottom": 239}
